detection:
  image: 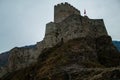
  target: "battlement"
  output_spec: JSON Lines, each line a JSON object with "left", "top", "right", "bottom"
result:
{"left": 54, "top": 2, "right": 81, "bottom": 23}
{"left": 54, "top": 2, "right": 80, "bottom": 13}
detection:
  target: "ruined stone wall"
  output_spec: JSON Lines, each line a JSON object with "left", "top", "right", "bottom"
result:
{"left": 83, "top": 18, "right": 108, "bottom": 38}
{"left": 44, "top": 22, "right": 62, "bottom": 47}
{"left": 5, "top": 41, "right": 45, "bottom": 72}
{"left": 92, "top": 19, "right": 108, "bottom": 37}
{"left": 8, "top": 46, "right": 37, "bottom": 71}
{"left": 54, "top": 2, "right": 80, "bottom": 23}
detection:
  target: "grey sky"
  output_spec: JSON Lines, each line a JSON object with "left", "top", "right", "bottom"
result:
{"left": 0, "top": 0, "right": 120, "bottom": 53}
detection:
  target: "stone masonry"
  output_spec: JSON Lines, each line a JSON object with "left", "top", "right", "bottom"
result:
{"left": 54, "top": 2, "right": 80, "bottom": 23}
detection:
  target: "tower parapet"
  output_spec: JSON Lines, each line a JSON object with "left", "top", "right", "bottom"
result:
{"left": 54, "top": 2, "right": 81, "bottom": 23}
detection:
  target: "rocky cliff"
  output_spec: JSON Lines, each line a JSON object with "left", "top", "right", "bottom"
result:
{"left": 0, "top": 2, "right": 120, "bottom": 80}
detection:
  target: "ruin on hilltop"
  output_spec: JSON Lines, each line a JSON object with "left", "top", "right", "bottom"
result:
{"left": 44, "top": 2, "right": 108, "bottom": 47}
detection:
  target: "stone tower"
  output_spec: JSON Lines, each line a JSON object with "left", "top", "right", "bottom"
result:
{"left": 54, "top": 2, "right": 80, "bottom": 23}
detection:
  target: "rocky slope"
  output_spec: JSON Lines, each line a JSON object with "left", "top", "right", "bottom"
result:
{"left": 1, "top": 36, "right": 120, "bottom": 80}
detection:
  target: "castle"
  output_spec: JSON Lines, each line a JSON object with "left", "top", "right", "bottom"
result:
{"left": 1, "top": 2, "right": 120, "bottom": 79}
{"left": 1, "top": 2, "right": 110, "bottom": 75}
{"left": 44, "top": 2, "right": 108, "bottom": 47}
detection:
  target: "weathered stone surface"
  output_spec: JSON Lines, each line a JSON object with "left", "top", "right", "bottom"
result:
{"left": 54, "top": 2, "right": 80, "bottom": 23}
{"left": 8, "top": 45, "right": 37, "bottom": 71}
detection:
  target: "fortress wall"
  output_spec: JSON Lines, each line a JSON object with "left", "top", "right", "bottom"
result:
{"left": 91, "top": 19, "right": 108, "bottom": 37}
{"left": 44, "top": 22, "right": 62, "bottom": 47}
{"left": 43, "top": 15, "right": 109, "bottom": 48}
{"left": 45, "top": 22, "right": 56, "bottom": 35}
{"left": 59, "top": 16, "right": 86, "bottom": 42}
{"left": 8, "top": 46, "right": 37, "bottom": 71}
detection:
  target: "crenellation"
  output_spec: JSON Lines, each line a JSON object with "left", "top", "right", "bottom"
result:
{"left": 61, "top": 3, "right": 64, "bottom": 5}
{"left": 64, "top": 2, "right": 67, "bottom": 4}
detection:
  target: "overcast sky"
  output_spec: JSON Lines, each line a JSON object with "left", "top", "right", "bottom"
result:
{"left": 0, "top": 0, "right": 120, "bottom": 53}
